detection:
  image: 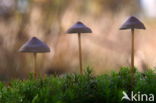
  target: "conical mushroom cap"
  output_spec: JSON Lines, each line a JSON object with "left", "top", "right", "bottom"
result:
{"left": 120, "top": 16, "right": 145, "bottom": 30}
{"left": 66, "top": 21, "right": 92, "bottom": 34}
{"left": 19, "top": 37, "right": 50, "bottom": 53}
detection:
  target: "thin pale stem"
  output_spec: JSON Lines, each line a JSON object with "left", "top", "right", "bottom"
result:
{"left": 131, "top": 28, "right": 135, "bottom": 87}
{"left": 131, "top": 28, "right": 135, "bottom": 74}
{"left": 78, "top": 33, "right": 83, "bottom": 74}
{"left": 33, "top": 53, "right": 37, "bottom": 78}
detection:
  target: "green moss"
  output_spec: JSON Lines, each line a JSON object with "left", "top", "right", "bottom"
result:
{"left": 0, "top": 67, "right": 155, "bottom": 103}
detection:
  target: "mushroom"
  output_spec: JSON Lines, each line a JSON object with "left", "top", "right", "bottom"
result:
{"left": 120, "top": 16, "right": 145, "bottom": 81}
{"left": 19, "top": 37, "right": 50, "bottom": 77}
{"left": 66, "top": 21, "right": 92, "bottom": 74}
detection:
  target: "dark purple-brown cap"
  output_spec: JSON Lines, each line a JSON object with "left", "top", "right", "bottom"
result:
{"left": 120, "top": 16, "right": 145, "bottom": 30}
{"left": 19, "top": 37, "right": 50, "bottom": 53}
{"left": 66, "top": 21, "right": 92, "bottom": 34}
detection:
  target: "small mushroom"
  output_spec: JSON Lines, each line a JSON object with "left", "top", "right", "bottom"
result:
{"left": 120, "top": 16, "right": 145, "bottom": 82}
{"left": 19, "top": 37, "right": 50, "bottom": 77}
{"left": 66, "top": 21, "right": 92, "bottom": 74}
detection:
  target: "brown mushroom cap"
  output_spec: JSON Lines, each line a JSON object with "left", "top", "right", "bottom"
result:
{"left": 66, "top": 21, "right": 92, "bottom": 34}
{"left": 19, "top": 37, "right": 50, "bottom": 53}
{"left": 120, "top": 16, "right": 145, "bottom": 30}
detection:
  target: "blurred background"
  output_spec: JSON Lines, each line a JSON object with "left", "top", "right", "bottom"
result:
{"left": 0, "top": 0, "right": 156, "bottom": 80}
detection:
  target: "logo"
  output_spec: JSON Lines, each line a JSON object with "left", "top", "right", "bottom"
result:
{"left": 121, "top": 91, "right": 131, "bottom": 101}
{"left": 121, "top": 91, "right": 154, "bottom": 102}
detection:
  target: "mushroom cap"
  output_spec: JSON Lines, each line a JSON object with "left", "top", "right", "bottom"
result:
{"left": 66, "top": 21, "right": 92, "bottom": 34}
{"left": 19, "top": 37, "right": 50, "bottom": 53}
{"left": 120, "top": 16, "right": 145, "bottom": 30}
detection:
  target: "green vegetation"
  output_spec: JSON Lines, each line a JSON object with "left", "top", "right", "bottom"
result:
{"left": 0, "top": 67, "right": 155, "bottom": 103}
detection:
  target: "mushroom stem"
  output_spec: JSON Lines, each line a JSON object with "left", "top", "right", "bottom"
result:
{"left": 131, "top": 28, "right": 135, "bottom": 73}
{"left": 78, "top": 33, "right": 83, "bottom": 74}
{"left": 131, "top": 28, "right": 135, "bottom": 86}
{"left": 33, "top": 53, "right": 37, "bottom": 78}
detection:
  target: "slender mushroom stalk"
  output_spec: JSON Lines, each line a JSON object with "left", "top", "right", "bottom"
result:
{"left": 33, "top": 53, "right": 37, "bottom": 77}
{"left": 120, "top": 16, "right": 145, "bottom": 84}
{"left": 78, "top": 33, "right": 83, "bottom": 73}
{"left": 66, "top": 21, "right": 92, "bottom": 74}
{"left": 19, "top": 37, "right": 50, "bottom": 78}
{"left": 131, "top": 28, "right": 134, "bottom": 73}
